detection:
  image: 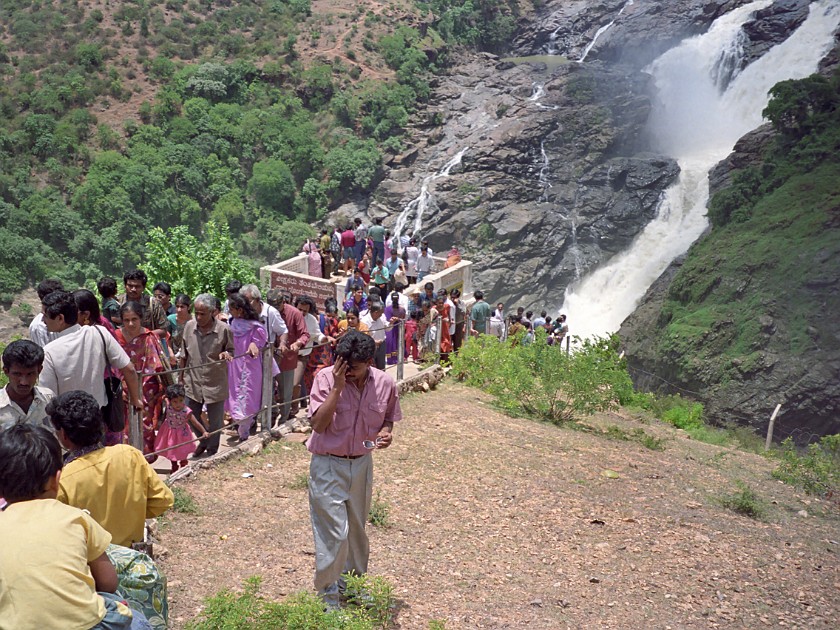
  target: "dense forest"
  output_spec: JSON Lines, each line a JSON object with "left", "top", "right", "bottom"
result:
{"left": 0, "top": 0, "right": 523, "bottom": 300}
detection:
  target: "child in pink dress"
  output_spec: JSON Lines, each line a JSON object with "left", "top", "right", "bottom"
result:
{"left": 155, "top": 384, "right": 208, "bottom": 473}
{"left": 404, "top": 312, "right": 420, "bottom": 361}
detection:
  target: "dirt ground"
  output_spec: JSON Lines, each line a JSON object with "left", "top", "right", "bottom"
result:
{"left": 159, "top": 382, "right": 839, "bottom": 629}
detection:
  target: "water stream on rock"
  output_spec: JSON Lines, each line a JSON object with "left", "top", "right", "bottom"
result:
{"left": 393, "top": 147, "right": 469, "bottom": 246}
{"left": 560, "top": 0, "right": 840, "bottom": 339}
{"left": 577, "top": 0, "right": 634, "bottom": 63}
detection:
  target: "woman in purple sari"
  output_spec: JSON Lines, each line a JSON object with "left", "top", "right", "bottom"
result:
{"left": 384, "top": 291, "right": 406, "bottom": 365}
{"left": 224, "top": 294, "right": 277, "bottom": 441}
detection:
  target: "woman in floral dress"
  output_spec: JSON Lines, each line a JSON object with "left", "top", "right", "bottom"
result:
{"left": 115, "top": 301, "right": 168, "bottom": 461}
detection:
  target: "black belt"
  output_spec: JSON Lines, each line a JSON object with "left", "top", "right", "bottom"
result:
{"left": 327, "top": 453, "right": 365, "bottom": 460}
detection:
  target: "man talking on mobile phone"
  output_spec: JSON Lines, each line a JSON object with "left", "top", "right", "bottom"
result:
{"left": 306, "top": 329, "right": 402, "bottom": 610}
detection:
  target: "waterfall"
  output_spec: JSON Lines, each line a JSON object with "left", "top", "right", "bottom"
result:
{"left": 560, "top": 0, "right": 840, "bottom": 340}
{"left": 538, "top": 141, "right": 551, "bottom": 201}
{"left": 577, "top": 0, "right": 634, "bottom": 63}
{"left": 529, "top": 82, "right": 546, "bottom": 101}
{"left": 393, "top": 148, "right": 468, "bottom": 244}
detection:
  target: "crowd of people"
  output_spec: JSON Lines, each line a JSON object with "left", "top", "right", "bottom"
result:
{"left": 0, "top": 243, "right": 570, "bottom": 620}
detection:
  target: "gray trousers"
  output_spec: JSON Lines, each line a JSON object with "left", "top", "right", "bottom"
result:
{"left": 308, "top": 453, "right": 373, "bottom": 592}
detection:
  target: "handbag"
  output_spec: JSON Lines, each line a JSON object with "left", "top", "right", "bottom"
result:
{"left": 95, "top": 326, "right": 126, "bottom": 433}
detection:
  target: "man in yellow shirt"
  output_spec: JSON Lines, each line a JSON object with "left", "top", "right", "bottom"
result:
{"left": 0, "top": 423, "right": 145, "bottom": 629}
{"left": 50, "top": 391, "right": 174, "bottom": 547}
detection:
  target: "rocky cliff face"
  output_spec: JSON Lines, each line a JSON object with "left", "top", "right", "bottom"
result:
{"left": 512, "top": 0, "right": 753, "bottom": 68}
{"left": 359, "top": 55, "right": 678, "bottom": 308}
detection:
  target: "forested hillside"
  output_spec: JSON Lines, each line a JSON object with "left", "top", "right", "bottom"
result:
{"left": 0, "top": 0, "right": 525, "bottom": 300}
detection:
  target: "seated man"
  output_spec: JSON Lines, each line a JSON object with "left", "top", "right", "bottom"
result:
{"left": 344, "top": 269, "right": 365, "bottom": 299}
{"left": 0, "top": 423, "right": 149, "bottom": 630}
{"left": 50, "top": 391, "right": 174, "bottom": 548}
{"left": 0, "top": 339, "right": 55, "bottom": 429}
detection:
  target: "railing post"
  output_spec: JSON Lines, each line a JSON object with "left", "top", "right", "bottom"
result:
{"left": 128, "top": 373, "right": 144, "bottom": 451}
{"left": 565, "top": 335, "right": 570, "bottom": 355}
{"left": 397, "top": 319, "right": 405, "bottom": 381}
{"left": 261, "top": 344, "right": 274, "bottom": 432}
{"left": 435, "top": 315, "right": 442, "bottom": 364}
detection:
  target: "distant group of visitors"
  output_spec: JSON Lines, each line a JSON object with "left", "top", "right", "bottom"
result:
{"left": 303, "top": 219, "right": 462, "bottom": 288}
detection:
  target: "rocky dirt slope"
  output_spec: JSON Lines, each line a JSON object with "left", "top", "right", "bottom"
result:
{"left": 159, "top": 382, "right": 839, "bottom": 629}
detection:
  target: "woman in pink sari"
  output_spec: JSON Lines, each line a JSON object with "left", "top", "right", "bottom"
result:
{"left": 303, "top": 240, "right": 321, "bottom": 277}
{"left": 224, "top": 294, "right": 278, "bottom": 441}
{"left": 115, "top": 301, "right": 168, "bottom": 461}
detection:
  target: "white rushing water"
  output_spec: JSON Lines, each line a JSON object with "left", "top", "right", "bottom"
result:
{"left": 561, "top": 0, "right": 840, "bottom": 339}
{"left": 393, "top": 147, "right": 468, "bottom": 245}
{"left": 577, "top": 0, "right": 634, "bottom": 63}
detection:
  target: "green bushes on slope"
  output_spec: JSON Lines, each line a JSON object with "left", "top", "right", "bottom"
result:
{"left": 0, "top": 1, "right": 440, "bottom": 296}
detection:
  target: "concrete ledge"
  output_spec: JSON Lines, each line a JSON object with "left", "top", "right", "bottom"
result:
{"left": 398, "top": 364, "right": 446, "bottom": 395}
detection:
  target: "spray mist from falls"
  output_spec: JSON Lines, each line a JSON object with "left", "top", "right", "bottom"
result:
{"left": 560, "top": 0, "right": 840, "bottom": 339}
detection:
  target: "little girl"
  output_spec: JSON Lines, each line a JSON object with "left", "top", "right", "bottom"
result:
{"left": 154, "top": 384, "right": 208, "bottom": 473}
{"left": 404, "top": 311, "right": 420, "bottom": 362}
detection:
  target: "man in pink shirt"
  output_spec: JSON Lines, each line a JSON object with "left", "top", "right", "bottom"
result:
{"left": 307, "top": 330, "right": 402, "bottom": 610}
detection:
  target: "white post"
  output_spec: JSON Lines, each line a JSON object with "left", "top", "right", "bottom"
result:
{"left": 765, "top": 403, "right": 782, "bottom": 450}
{"left": 261, "top": 344, "right": 274, "bottom": 432}
{"left": 396, "top": 319, "right": 405, "bottom": 381}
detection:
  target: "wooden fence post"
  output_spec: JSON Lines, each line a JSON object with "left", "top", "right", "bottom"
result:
{"left": 260, "top": 344, "right": 274, "bottom": 431}
{"left": 128, "top": 373, "right": 144, "bottom": 451}
{"left": 396, "top": 319, "right": 405, "bottom": 382}
{"left": 434, "top": 316, "right": 443, "bottom": 364}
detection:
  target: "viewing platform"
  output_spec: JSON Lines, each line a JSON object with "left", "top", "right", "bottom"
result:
{"left": 260, "top": 253, "right": 474, "bottom": 305}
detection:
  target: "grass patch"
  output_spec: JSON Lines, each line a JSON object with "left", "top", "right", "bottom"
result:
{"left": 187, "top": 575, "right": 392, "bottom": 629}
{"left": 601, "top": 425, "right": 665, "bottom": 451}
{"left": 288, "top": 472, "right": 309, "bottom": 490}
{"left": 172, "top": 486, "right": 199, "bottom": 514}
{"left": 772, "top": 435, "right": 840, "bottom": 498}
{"left": 344, "top": 572, "right": 394, "bottom": 627}
{"left": 719, "top": 484, "right": 767, "bottom": 520}
{"left": 367, "top": 491, "right": 391, "bottom": 528}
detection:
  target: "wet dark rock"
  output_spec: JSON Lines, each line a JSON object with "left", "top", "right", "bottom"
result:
{"left": 739, "top": 0, "right": 811, "bottom": 71}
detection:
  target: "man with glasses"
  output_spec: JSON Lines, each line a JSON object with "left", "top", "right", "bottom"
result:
{"left": 180, "top": 294, "right": 234, "bottom": 458}
{"left": 306, "top": 330, "right": 401, "bottom": 610}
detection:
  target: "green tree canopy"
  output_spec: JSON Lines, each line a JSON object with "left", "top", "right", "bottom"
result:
{"left": 141, "top": 221, "right": 256, "bottom": 299}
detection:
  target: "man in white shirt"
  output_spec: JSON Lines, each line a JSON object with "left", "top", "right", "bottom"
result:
{"left": 38, "top": 291, "right": 142, "bottom": 413}
{"left": 360, "top": 299, "right": 387, "bottom": 370}
{"left": 416, "top": 246, "right": 434, "bottom": 282}
{"left": 0, "top": 340, "right": 54, "bottom": 429}
{"left": 353, "top": 217, "right": 368, "bottom": 263}
{"left": 28, "top": 279, "right": 64, "bottom": 348}
{"left": 239, "top": 284, "right": 288, "bottom": 346}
